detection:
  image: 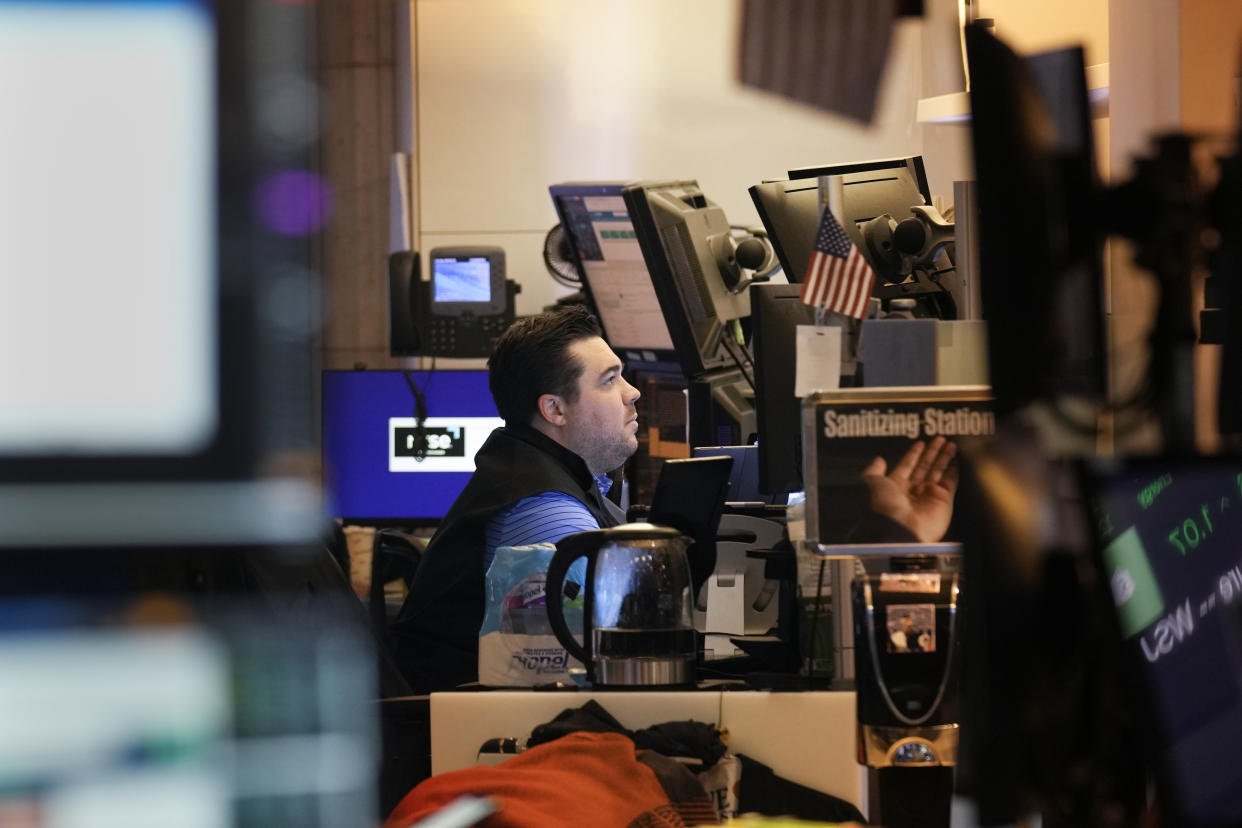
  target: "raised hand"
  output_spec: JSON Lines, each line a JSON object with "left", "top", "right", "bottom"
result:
{"left": 859, "top": 436, "right": 959, "bottom": 543}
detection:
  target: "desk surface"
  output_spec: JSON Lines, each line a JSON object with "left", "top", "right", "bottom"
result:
{"left": 430, "top": 689, "right": 865, "bottom": 812}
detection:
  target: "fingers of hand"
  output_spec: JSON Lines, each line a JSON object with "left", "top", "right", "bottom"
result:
{"left": 861, "top": 455, "right": 888, "bottom": 479}
{"left": 925, "top": 437, "right": 956, "bottom": 483}
{"left": 891, "top": 440, "right": 926, "bottom": 480}
{"left": 909, "top": 436, "right": 946, "bottom": 485}
{"left": 940, "top": 461, "right": 960, "bottom": 495}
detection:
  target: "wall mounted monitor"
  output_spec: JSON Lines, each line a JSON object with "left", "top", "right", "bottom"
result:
{"left": 548, "top": 183, "right": 676, "bottom": 362}
{"left": 322, "top": 370, "right": 502, "bottom": 523}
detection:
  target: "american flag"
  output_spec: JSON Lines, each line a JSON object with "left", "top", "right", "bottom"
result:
{"left": 799, "top": 205, "right": 876, "bottom": 319}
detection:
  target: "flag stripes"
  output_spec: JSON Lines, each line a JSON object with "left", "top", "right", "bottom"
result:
{"left": 798, "top": 205, "right": 877, "bottom": 319}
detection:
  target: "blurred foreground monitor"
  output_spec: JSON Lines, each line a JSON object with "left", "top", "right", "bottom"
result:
{"left": 0, "top": 0, "right": 322, "bottom": 496}
{"left": 1086, "top": 457, "right": 1242, "bottom": 826}
{"left": 965, "top": 24, "right": 1106, "bottom": 423}
{"left": 0, "top": 599, "right": 378, "bottom": 827}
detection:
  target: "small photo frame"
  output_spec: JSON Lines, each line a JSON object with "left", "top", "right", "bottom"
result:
{"left": 885, "top": 603, "right": 936, "bottom": 654}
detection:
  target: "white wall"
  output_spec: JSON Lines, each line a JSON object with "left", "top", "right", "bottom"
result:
{"left": 980, "top": 0, "right": 1109, "bottom": 65}
{"left": 411, "top": 0, "right": 928, "bottom": 319}
{"left": 917, "top": 0, "right": 1111, "bottom": 195}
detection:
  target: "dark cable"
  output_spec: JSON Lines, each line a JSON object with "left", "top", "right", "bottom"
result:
{"left": 807, "top": 558, "right": 827, "bottom": 691}
{"left": 732, "top": 322, "right": 757, "bottom": 374}
{"left": 401, "top": 358, "right": 435, "bottom": 461}
{"left": 720, "top": 322, "right": 758, "bottom": 396}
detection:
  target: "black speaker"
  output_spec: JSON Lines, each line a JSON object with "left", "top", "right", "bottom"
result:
{"left": 388, "top": 251, "right": 420, "bottom": 356}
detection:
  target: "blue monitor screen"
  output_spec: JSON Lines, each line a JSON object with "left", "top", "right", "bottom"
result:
{"left": 322, "top": 370, "right": 502, "bottom": 522}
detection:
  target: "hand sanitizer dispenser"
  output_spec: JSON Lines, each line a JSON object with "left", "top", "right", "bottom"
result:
{"left": 852, "top": 559, "right": 961, "bottom": 828}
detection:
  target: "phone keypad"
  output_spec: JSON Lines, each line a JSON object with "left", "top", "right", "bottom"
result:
{"left": 425, "top": 314, "right": 512, "bottom": 358}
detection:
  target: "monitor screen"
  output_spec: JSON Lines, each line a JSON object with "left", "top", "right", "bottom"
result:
{"left": 1086, "top": 457, "right": 1242, "bottom": 826}
{"left": 548, "top": 183, "right": 675, "bottom": 358}
{"left": 0, "top": 599, "right": 378, "bottom": 824}
{"left": 0, "top": 0, "right": 215, "bottom": 459}
{"left": 426, "top": 246, "right": 506, "bottom": 318}
{"left": 0, "top": 0, "right": 323, "bottom": 487}
{"left": 322, "top": 370, "right": 502, "bottom": 523}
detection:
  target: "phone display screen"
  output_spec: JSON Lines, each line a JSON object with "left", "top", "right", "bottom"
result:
{"left": 433, "top": 257, "right": 492, "bottom": 303}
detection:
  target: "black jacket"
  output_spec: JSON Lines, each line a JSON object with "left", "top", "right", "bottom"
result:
{"left": 391, "top": 424, "right": 624, "bottom": 692}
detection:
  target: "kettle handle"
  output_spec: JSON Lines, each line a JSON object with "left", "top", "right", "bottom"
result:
{"left": 545, "top": 541, "right": 592, "bottom": 668}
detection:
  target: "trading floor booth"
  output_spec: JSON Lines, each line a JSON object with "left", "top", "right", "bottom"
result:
{"left": 348, "top": 142, "right": 987, "bottom": 823}
{"left": 341, "top": 19, "right": 1242, "bottom": 828}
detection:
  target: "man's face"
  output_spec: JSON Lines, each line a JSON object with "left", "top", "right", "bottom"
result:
{"left": 559, "top": 336, "right": 641, "bottom": 475}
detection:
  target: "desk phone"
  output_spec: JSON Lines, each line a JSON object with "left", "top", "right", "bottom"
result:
{"left": 388, "top": 247, "right": 518, "bottom": 359}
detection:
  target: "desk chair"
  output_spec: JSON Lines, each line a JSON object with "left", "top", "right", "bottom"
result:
{"left": 369, "top": 529, "right": 424, "bottom": 652}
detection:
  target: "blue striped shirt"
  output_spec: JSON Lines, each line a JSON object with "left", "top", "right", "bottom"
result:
{"left": 482, "top": 474, "right": 613, "bottom": 570}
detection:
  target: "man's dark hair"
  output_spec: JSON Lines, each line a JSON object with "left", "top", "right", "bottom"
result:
{"left": 488, "top": 304, "right": 604, "bottom": 425}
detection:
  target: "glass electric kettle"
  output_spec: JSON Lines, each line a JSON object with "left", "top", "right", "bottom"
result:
{"left": 545, "top": 522, "right": 697, "bottom": 687}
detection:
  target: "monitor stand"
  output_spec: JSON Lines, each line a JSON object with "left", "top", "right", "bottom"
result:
{"left": 696, "top": 514, "right": 784, "bottom": 659}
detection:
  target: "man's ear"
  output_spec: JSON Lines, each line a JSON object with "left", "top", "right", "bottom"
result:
{"left": 536, "top": 393, "right": 567, "bottom": 427}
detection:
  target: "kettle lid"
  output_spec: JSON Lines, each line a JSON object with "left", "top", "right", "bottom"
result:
{"left": 598, "top": 521, "right": 687, "bottom": 540}
{"left": 556, "top": 522, "right": 687, "bottom": 555}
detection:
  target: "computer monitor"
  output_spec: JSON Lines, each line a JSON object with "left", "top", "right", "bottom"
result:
{"left": 1085, "top": 457, "right": 1242, "bottom": 826}
{"left": 692, "top": 444, "right": 771, "bottom": 504}
{"left": 0, "top": 599, "right": 379, "bottom": 824}
{"left": 548, "top": 183, "right": 676, "bottom": 362}
{"left": 0, "top": 1, "right": 318, "bottom": 486}
{"left": 621, "top": 180, "right": 767, "bottom": 379}
{"left": 750, "top": 283, "right": 828, "bottom": 497}
{"left": 749, "top": 178, "right": 821, "bottom": 285}
{"left": 788, "top": 156, "right": 932, "bottom": 218}
{"left": 960, "top": 454, "right": 1242, "bottom": 824}
{"left": 786, "top": 156, "right": 958, "bottom": 317}
{"left": 622, "top": 180, "right": 770, "bottom": 447}
{"left": 965, "top": 25, "right": 1105, "bottom": 415}
{"left": 322, "top": 370, "right": 502, "bottom": 523}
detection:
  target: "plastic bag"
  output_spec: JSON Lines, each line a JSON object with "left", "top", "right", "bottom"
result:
{"left": 477, "top": 543, "right": 586, "bottom": 686}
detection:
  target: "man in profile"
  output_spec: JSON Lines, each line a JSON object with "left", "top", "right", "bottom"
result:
{"left": 391, "top": 305, "right": 640, "bottom": 692}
